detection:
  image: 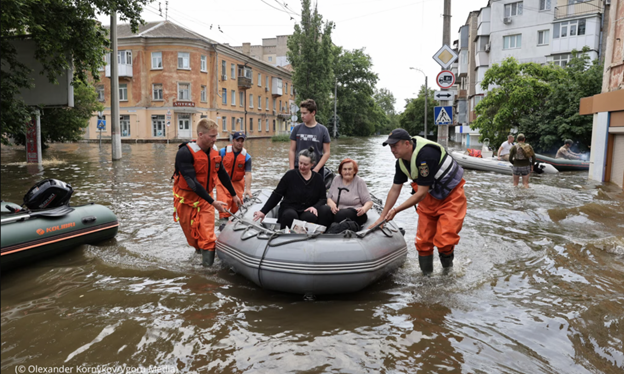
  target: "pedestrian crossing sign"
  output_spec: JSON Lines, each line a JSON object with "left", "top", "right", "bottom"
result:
{"left": 434, "top": 106, "right": 453, "bottom": 125}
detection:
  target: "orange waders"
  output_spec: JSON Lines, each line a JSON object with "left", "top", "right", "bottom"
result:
{"left": 412, "top": 179, "right": 467, "bottom": 257}
{"left": 216, "top": 179, "right": 244, "bottom": 218}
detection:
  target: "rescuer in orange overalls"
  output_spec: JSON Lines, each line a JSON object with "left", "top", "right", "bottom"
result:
{"left": 172, "top": 119, "right": 241, "bottom": 266}
{"left": 216, "top": 131, "right": 253, "bottom": 219}
{"left": 371, "top": 129, "right": 467, "bottom": 275}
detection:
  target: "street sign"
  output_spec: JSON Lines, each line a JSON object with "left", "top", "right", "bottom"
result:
{"left": 434, "top": 106, "right": 453, "bottom": 125}
{"left": 290, "top": 104, "right": 298, "bottom": 114}
{"left": 290, "top": 115, "right": 298, "bottom": 122}
{"left": 434, "top": 91, "right": 455, "bottom": 102}
{"left": 97, "top": 119, "right": 106, "bottom": 130}
{"left": 436, "top": 70, "right": 456, "bottom": 89}
{"left": 432, "top": 45, "right": 458, "bottom": 69}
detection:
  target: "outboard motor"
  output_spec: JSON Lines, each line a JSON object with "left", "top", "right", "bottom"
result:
{"left": 23, "top": 179, "right": 73, "bottom": 210}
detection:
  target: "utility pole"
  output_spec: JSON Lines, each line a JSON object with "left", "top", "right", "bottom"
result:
{"left": 110, "top": 11, "right": 122, "bottom": 160}
{"left": 424, "top": 75, "right": 428, "bottom": 139}
{"left": 333, "top": 77, "right": 337, "bottom": 138}
{"left": 438, "top": 0, "right": 451, "bottom": 148}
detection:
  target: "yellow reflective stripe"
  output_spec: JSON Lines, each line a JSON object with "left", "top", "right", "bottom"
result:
{"left": 191, "top": 219, "right": 194, "bottom": 225}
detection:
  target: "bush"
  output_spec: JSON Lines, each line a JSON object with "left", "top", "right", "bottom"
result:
{"left": 271, "top": 135, "right": 290, "bottom": 142}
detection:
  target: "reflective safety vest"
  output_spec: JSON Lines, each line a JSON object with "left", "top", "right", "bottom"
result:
{"left": 222, "top": 145, "right": 247, "bottom": 182}
{"left": 398, "top": 136, "right": 464, "bottom": 200}
{"left": 173, "top": 142, "right": 221, "bottom": 194}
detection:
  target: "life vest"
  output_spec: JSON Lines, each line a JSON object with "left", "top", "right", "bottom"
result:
{"left": 467, "top": 148, "right": 482, "bottom": 158}
{"left": 222, "top": 145, "right": 247, "bottom": 182}
{"left": 398, "top": 136, "right": 464, "bottom": 200}
{"left": 173, "top": 142, "right": 222, "bottom": 194}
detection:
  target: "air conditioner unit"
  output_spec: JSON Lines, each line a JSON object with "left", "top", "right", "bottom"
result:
{"left": 503, "top": 17, "right": 512, "bottom": 25}
{"left": 485, "top": 43, "right": 491, "bottom": 52}
{"left": 265, "top": 87, "right": 269, "bottom": 92}
{"left": 221, "top": 75, "right": 227, "bottom": 81}
{"left": 272, "top": 110, "right": 276, "bottom": 115}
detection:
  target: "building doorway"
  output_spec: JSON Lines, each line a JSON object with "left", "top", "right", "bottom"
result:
{"left": 152, "top": 115, "right": 166, "bottom": 137}
{"left": 178, "top": 114, "right": 191, "bottom": 138}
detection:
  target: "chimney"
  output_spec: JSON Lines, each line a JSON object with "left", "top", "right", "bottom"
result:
{"left": 242, "top": 42, "right": 251, "bottom": 56}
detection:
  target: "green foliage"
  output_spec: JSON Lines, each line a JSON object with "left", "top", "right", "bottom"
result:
{"left": 333, "top": 47, "right": 385, "bottom": 136}
{"left": 1, "top": 0, "right": 148, "bottom": 145}
{"left": 287, "top": 0, "right": 335, "bottom": 124}
{"left": 374, "top": 88, "right": 400, "bottom": 132}
{"left": 271, "top": 134, "right": 291, "bottom": 142}
{"left": 471, "top": 48, "right": 602, "bottom": 152}
{"left": 12, "top": 82, "right": 104, "bottom": 148}
{"left": 399, "top": 85, "right": 436, "bottom": 137}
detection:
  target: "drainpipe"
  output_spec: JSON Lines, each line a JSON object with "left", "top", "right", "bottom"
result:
{"left": 598, "top": 1, "right": 606, "bottom": 63}
{"left": 211, "top": 44, "right": 222, "bottom": 108}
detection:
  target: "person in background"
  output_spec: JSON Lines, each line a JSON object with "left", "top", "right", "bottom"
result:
{"left": 498, "top": 135, "right": 515, "bottom": 161}
{"left": 216, "top": 131, "right": 252, "bottom": 219}
{"left": 327, "top": 158, "right": 373, "bottom": 227}
{"left": 172, "top": 119, "right": 241, "bottom": 267}
{"left": 254, "top": 147, "right": 332, "bottom": 230}
{"left": 289, "top": 99, "right": 331, "bottom": 178}
{"left": 509, "top": 133, "right": 535, "bottom": 188}
{"left": 370, "top": 129, "right": 467, "bottom": 275}
{"left": 555, "top": 139, "right": 582, "bottom": 160}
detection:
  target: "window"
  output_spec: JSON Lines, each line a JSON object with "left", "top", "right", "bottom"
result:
{"left": 553, "top": 20, "right": 586, "bottom": 39}
{"left": 291, "top": 85, "right": 294, "bottom": 95}
{"left": 266, "top": 119, "right": 269, "bottom": 132}
{"left": 258, "top": 73, "right": 262, "bottom": 86}
{"left": 120, "top": 115, "right": 130, "bottom": 137}
{"left": 178, "top": 83, "right": 190, "bottom": 100}
{"left": 119, "top": 84, "right": 128, "bottom": 101}
{"left": 503, "top": 34, "right": 522, "bottom": 50}
{"left": 152, "top": 115, "right": 166, "bottom": 137}
{"left": 152, "top": 52, "right": 162, "bottom": 69}
{"left": 539, "top": 0, "right": 550, "bottom": 11}
{"left": 222, "top": 117, "right": 227, "bottom": 131}
{"left": 273, "top": 119, "right": 276, "bottom": 131}
{"left": 231, "top": 117, "right": 236, "bottom": 131}
{"left": 221, "top": 60, "right": 226, "bottom": 76}
{"left": 249, "top": 94, "right": 254, "bottom": 108}
{"left": 273, "top": 98, "right": 276, "bottom": 111}
{"left": 250, "top": 118, "right": 254, "bottom": 131}
{"left": 231, "top": 90, "right": 236, "bottom": 106}
{"left": 118, "top": 50, "right": 132, "bottom": 65}
{"left": 178, "top": 52, "right": 190, "bottom": 69}
{"left": 222, "top": 88, "right": 227, "bottom": 104}
{"left": 250, "top": 70, "right": 254, "bottom": 84}
{"left": 240, "top": 117, "right": 244, "bottom": 131}
{"left": 201, "top": 85, "right": 207, "bottom": 102}
{"left": 231, "top": 63, "right": 235, "bottom": 79}
{"left": 553, "top": 54, "right": 570, "bottom": 67}
{"left": 279, "top": 100, "right": 282, "bottom": 112}
{"left": 285, "top": 82, "right": 288, "bottom": 94}
{"left": 96, "top": 85, "right": 105, "bottom": 101}
{"left": 152, "top": 84, "right": 163, "bottom": 100}
{"left": 268, "top": 56, "right": 273, "bottom": 62}
{"left": 504, "top": 2, "right": 523, "bottom": 17}
{"left": 239, "top": 92, "right": 244, "bottom": 107}
{"left": 266, "top": 97, "right": 269, "bottom": 111}
{"left": 258, "top": 96, "right": 262, "bottom": 110}
{"left": 538, "top": 30, "right": 550, "bottom": 45}
{"left": 201, "top": 55, "right": 207, "bottom": 72}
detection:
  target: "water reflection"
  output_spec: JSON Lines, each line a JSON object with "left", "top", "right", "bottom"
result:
{"left": 1, "top": 138, "right": 623, "bottom": 373}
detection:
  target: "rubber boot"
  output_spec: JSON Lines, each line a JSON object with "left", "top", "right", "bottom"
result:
{"left": 202, "top": 249, "right": 215, "bottom": 267}
{"left": 439, "top": 252, "right": 454, "bottom": 274}
{"left": 418, "top": 255, "right": 434, "bottom": 276}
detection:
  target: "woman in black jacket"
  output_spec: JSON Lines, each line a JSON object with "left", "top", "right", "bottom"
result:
{"left": 253, "top": 147, "right": 332, "bottom": 229}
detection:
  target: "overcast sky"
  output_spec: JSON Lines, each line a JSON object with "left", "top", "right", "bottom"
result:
{"left": 100, "top": 0, "right": 485, "bottom": 113}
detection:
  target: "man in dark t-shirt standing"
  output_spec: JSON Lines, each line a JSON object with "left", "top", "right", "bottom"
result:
{"left": 370, "top": 129, "right": 467, "bottom": 275}
{"left": 289, "top": 99, "right": 331, "bottom": 177}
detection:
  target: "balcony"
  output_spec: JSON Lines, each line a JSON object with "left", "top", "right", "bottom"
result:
{"left": 475, "top": 50, "right": 489, "bottom": 67}
{"left": 105, "top": 63, "right": 133, "bottom": 78}
{"left": 238, "top": 76, "right": 252, "bottom": 89}
{"left": 272, "top": 77, "right": 283, "bottom": 96}
{"left": 555, "top": 1, "right": 602, "bottom": 20}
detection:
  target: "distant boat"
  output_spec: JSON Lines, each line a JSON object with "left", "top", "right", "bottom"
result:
{"left": 535, "top": 154, "right": 589, "bottom": 172}
{"left": 450, "top": 151, "right": 558, "bottom": 175}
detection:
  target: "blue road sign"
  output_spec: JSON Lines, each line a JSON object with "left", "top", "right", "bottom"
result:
{"left": 434, "top": 106, "right": 453, "bottom": 125}
{"left": 97, "top": 119, "right": 106, "bottom": 130}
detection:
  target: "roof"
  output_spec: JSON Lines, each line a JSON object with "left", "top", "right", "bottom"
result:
{"left": 106, "top": 21, "right": 217, "bottom": 43}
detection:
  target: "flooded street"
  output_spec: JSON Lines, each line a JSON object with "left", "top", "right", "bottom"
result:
{"left": 2, "top": 137, "right": 623, "bottom": 373}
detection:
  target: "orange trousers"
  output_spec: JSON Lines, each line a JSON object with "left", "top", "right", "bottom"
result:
{"left": 216, "top": 178, "right": 244, "bottom": 218}
{"left": 413, "top": 179, "right": 467, "bottom": 256}
{"left": 173, "top": 188, "right": 216, "bottom": 251}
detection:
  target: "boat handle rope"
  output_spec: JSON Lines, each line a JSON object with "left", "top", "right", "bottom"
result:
{"left": 356, "top": 219, "right": 393, "bottom": 238}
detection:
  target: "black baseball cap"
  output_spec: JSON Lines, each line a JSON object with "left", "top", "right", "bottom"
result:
{"left": 382, "top": 128, "right": 411, "bottom": 146}
{"left": 232, "top": 131, "right": 246, "bottom": 140}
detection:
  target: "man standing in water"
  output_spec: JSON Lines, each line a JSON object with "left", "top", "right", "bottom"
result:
{"left": 216, "top": 131, "right": 253, "bottom": 219}
{"left": 289, "top": 99, "right": 331, "bottom": 177}
{"left": 172, "top": 119, "right": 241, "bottom": 266}
{"left": 371, "top": 129, "right": 467, "bottom": 275}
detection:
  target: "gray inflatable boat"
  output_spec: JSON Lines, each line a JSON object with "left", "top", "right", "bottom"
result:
{"left": 216, "top": 189, "right": 408, "bottom": 295}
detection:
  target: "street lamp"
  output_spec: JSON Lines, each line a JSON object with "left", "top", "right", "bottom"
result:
{"left": 410, "top": 67, "right": 428, "bottom": 139}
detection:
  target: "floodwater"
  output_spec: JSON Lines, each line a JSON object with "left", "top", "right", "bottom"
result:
{"left": 1, "top": 137, "right": 623, "bottom": 374}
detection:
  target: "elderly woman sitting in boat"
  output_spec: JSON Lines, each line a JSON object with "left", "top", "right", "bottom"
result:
{"left": 253, "top": 147, "right": 332, "bottom": 229}
{"left": 326, "top": 158, "right": 373, "bottom": 227}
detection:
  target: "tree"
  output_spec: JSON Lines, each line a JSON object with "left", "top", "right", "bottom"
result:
{"left": 374, "top": 88, "right": 400, "bottom": 132}
{"left": 287, "top": 0, "right": 335, "bottom": 124}
{"left": 1, "top": 0, "right": 148, "bottom": 145}
{"left": 333, "top": 47, "right": 384, "bottom": 136}
{"left": 399, "top": 85, "right": 436, "bottom": 137}
{"left": 12, "top": 82, "right": 104, "bottom": 148}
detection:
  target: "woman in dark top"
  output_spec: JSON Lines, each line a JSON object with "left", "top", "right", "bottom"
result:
{"left": 253, "top": 147, "right": 332, "bottom": 229}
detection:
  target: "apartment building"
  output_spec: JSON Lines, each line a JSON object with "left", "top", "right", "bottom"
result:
{"left": 229, "top": 36, "right": 291, "bottom": 67}
{"left": 86, "top": 21, "right": 295, "bottom": 141}
{"left": 453, "top": 0, "right": 606, "bottom": 147}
